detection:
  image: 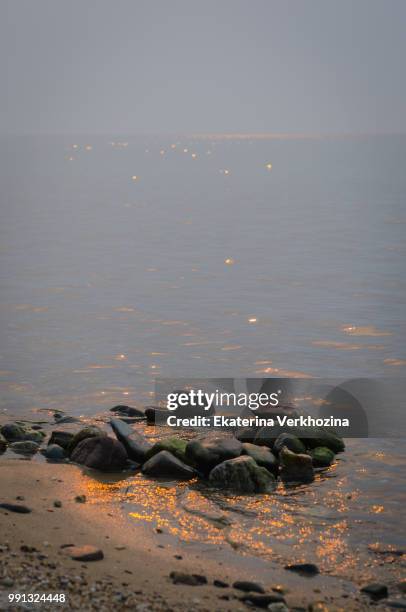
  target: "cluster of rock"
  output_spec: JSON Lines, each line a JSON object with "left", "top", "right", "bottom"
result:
{"left": 0, "top": 405, "right": 345, "bottom": 493}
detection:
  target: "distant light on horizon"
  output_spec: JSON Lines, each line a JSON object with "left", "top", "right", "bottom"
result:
{"left": 266, "top": 163, "right": 272, "bottom": 170}
{"left": 224, "top": 257, "right": 235, "bottom": 265}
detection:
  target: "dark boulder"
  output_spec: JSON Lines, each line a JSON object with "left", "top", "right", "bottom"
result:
{"left": 209, "top": 456, "right": 276, "bottom": 493}
{"left": 48, "top": 431, "right": 74, "bottom": 450}
{"left": 1, "top": 423, "right": 27, "bottom": 441}
{"left": 0, "top": 503, "right": 32, "bottom": 514}
{"left": 141, "top": 451, "right": 196, "bottom": 480}
{"left": 285, "top": 562, "right": 319, "bottom": 576}
{"left": 239, "top": 593, "right": 285, "bottom": 607}
{"left": 273, "top": 433, "right": 306, "bottom": 455}
{"left": 41, "top": 444, "right": 66, "bottom": 461}
{"left": 110, "top": 418, "right": 152, "bottom": 462}
{"left": 255, "top": 424, "right": 344, "bottom": 453}
{"left": 70, "top": 436, "right": 128, "bottom": 471}
{"left": 361, "top": 583, "right": 388, "bottom": 600}
{"left": 233, "top": 580, "right": 265, "bottom": 593}
{"left": 241, "top": 443, "right": 278, "bottom": 475}
{"left": 144, "top": 406, "right": 169, "bottom": 425}
{"left": 68, "top": 426, "right": 106, "bottom": 455}
{"left": 169, "top": 571, "right": 207, "bottom": 585}
{"left": 279, "top": 447, "right": 314, "bottom": 484}
{"left": 110, "top": 405, "right": 145, "bottom": 418}
{"left": 185, "top": 436, "right": 242, "bottom": 473}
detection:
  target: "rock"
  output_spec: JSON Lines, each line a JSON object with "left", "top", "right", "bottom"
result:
{"left": 398, "top": 581, "right": 406, "bottom": 594}
{"left": 54, "top": 500, "right": 62, "bottom": 508}
{"left": 144, "top": 406, "right": 168, "bottom": 424}
{"left": 65, "top": 545, "right": 104, "bottom": 561}
{"left": 254, "top": 425, "right": 345, "bottom": 453}
{"left": 0, "top": 433, "right": 7, "bottom": 453}
{"left": 279, "top": 447, "right": 314, "bottom": 484}
{"left": 186, "top": 437, "right": 243, "bottom": 473}
{"left": 141, "top": 451, "right": 196, "bottom": 480}
{"left": 1, "top": 423, "right": 45, "bottom": 443}
{"left": 145, "top": 437, "right": 188, "bottom": 464}
{"left": 1, "top": 576, "right": 14, "bottom": 587}
{"left": 68, "top": 426, "right": 106, "bottom": 454}
{"left": 209, "top": 456, "right": 276, "bottom": 493}
{"left": 0, "top": 503, "right": 32, "bottom": 513}
{"left": 75, "top": 495, "right": 86, "bottom": 503}
{"left": 242, "top": 443, "right": 278, "bottom": 474}
{"left": 360, "top": 583, "right": 388, "bottom": 600}
{"left": 1, "top": 423, "right": 27, "bottom": 441}
{"left": 284, "top": 562, "right": 319, "bottom": 576}
{"left": 110, "top": 405, "right": 145, "bottom": 418}
{"left": 41, "top": 444, "right": 66, "bottom": 460}
{"left": 48, "top": 431, "right": 74, "bottom": 450}
{"left": 310, "top": 446, "right": 335, "bottom": 467}
{"left": 386, "top": 602, "right": 406, "bottom": 609}
{"left": 70, "top": 436, "right": 128, "bottom": 471}
{"left": 54, "top": 415, "right": 80, "bottom": 424}
{"left": 239, "top": 593, "right": 285, "bottom": 607}
{"left": 233, "top": 580, "right": 265, "bottom": 593}
{"left": 213, "top": 579, "right": 229, "bottom": 588}
{"left": 110, "top": 418, "right": 152, "bottom": 462}
{"left": 24, "top": 429, "right": 46, "bottom": 443}
{"left": 9, "top": 440, "right": 39, "bottom": 454}
{"left": 169, "top": 571, "right": 207, "bottom": 586}
{"left": 273, "top": 433, "right": 306, "bottom": 455}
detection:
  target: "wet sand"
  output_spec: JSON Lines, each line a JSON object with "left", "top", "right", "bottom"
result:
{"left": 0, "top": 460, "right": 387, "bottom": 611}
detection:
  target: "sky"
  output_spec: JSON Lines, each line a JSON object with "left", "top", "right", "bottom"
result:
{"left": 0, "top": 0, "right": 405, "bottom": 135}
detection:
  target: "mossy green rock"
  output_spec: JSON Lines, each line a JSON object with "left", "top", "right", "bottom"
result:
{"left": 1, "top": 423, "right": 28, "bottom": 441}
{"left": 10, "top": 440, "right": 40, "bottom": 454}
{"left": 273, "top": 433, "right": 306, "bottom": 455}
{"left": 310, "top": 446, "right": 335, "bottom": 467}
{"left": 209, "top": 455, "right": 276, "bottom": 493}
{"left": 255, "top": 425, "right": 345, "bottom": 453}
{"left": 145, "top": 437, "right": 188, "bottom": 463}
{"left": 241, "top": 443, "right": 278, "bottom": 475}
{"left": 22, "top": 429, "right": 46, "bottom": 443}
{"left": 68, "top": 426, "right": 106, "bottom": 454}
{"left": 0, "top": 423, "right": 45, "bottom": 444}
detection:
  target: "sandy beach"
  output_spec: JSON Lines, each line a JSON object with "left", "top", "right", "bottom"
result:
{"left": 1, "top": 456, "right": 398, "bottom": 611}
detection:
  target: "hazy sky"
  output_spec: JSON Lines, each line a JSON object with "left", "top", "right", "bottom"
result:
{"left": 1, "top": 0, "right": 405, "bottom": 135}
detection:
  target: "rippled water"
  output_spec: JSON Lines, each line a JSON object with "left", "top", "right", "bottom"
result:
{"left": 0, "top": 134, "right": 405, "bottom": 587}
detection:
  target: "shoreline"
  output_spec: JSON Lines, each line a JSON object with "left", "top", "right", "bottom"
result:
{"left": 0, "top": 459, "right": 386, "bottom": 611}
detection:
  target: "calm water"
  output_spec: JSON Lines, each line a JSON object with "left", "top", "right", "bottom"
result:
{"left": 0, "top": 134, "right": 405, "bottom": 588}
{"left": 0, "top": 134, "right": 405, "bottom": 413}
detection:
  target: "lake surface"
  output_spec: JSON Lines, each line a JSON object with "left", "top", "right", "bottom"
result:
{"left": 0, "top": 134, "right": 405, "bottom": 413}
{"left": 0, "top": 134, "right": 405, "bottom": 592}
